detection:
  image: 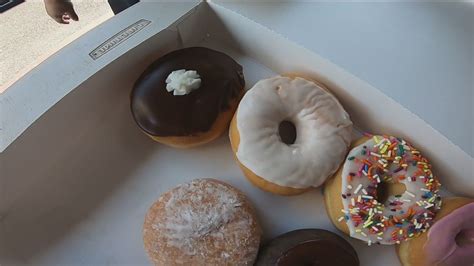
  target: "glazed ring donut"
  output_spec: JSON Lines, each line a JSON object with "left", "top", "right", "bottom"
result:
{"left": 324, "top": 135, "right": 442, "bottom": 245}
{"left": 230, "top": 76, "right": 352, "bottom": 196}
{"left": 255, "top": 229, "right": 359, "bottom": 266}
{"left": 397, "top": 197, "right": 474, "bottom": 266}
{"left": 143, "top": 178, "right": 261, "bottom": 265}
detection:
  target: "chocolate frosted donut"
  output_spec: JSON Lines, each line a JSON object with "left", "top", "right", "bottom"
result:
{"left": 131, "top": 47, "right": 245, "bottom": 139}
{"left": 256, "top": 229, "right": 359, "bottom": 266}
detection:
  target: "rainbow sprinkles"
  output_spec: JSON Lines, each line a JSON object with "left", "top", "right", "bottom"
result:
{"left": 339, "top": 135, "right": 442, "bottom": 245}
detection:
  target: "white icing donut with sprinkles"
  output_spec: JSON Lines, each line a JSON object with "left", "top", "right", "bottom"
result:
{"left": 324, "top": 135, "right": 442, "bottom": 245}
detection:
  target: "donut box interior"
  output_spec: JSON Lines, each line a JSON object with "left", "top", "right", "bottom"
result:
{"left": 1, "top": 1, "right": 472, "bottom": 265}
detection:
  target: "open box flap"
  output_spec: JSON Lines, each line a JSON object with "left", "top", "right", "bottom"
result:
{"left": 0, "top": 2, "right": 472, "bottom": 265}
{"left": 0, "top": 1, "right": 200, "bottom": 153}
{"left": 203, "top": 2, "right": 473, "bottom": 197}
{"left": 1, "top": 1, "right": 472, "bottom": 194}
{"left": 213, "top": 1, "right": 474, "bottom": 159}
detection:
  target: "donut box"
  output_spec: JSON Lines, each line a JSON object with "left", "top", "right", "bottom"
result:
{"left": 1, "top": 1, "right": 472, "bottom": 265}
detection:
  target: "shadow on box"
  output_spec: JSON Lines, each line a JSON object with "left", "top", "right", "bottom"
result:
{"left": 0, "top": 3, "right": 247, "bottom": 261}
{"left": 0, "top": 25, "right": 210, "bottom": 262}
{"left": 0, "top": 1, "right": 400, "bottom": 263}
{"left": 1, "top": 2, "right": 467, "bottom": 265}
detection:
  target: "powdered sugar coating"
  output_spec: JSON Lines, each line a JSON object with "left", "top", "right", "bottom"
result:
{"left": 143, "top": 178, "right": 261, "bottom": 266}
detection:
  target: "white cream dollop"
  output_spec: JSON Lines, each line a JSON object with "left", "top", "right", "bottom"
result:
{"left": 165, "top": 69, "right": 201, "bottom": 96}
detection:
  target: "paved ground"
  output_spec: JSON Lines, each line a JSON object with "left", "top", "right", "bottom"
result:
{"left": 0, "top": 1, "right": 113, "bottom": 89}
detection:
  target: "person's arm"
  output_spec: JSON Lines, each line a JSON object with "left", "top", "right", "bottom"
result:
{"left": 44, "top": 0, "right": 79, "bottom": 24}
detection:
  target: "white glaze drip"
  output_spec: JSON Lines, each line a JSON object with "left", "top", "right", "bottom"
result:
{"left": 236, "top": 76, "right": 352, "bottom": 188}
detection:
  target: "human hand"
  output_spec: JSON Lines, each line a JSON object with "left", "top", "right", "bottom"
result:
{"left": 44, "top": 0, "right": 79, "bottom": 24}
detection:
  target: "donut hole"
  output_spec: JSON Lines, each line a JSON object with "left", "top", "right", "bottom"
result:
{"left": 278, "top": 120, "right": 297, "bottom": 145}
{"left": 455, "top": 229, "right": 474, "bottom": 247}
{"left": 376, "top": 182, "right": 407, "bottom": 204}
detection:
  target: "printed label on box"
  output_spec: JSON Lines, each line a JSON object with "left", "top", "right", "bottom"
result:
{"left": 89, "top": 19, "right": 151, "bottom": 60}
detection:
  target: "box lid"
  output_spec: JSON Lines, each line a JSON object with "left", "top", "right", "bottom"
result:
{"left": 215, "top": 1, "right": 474, "bottom": 157}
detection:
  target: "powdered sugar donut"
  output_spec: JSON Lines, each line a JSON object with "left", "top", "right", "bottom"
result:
{"left": 230, "top": 76, "right": 353, "bottom": 196}
{"left": 143, "top": 179, "right": 261, "bottom": 265}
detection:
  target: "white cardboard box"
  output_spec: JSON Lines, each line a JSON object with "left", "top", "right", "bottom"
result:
{"left": 1, "top": 2, "right": 472, "bottom": 265}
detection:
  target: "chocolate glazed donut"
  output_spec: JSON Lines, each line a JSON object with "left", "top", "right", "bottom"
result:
{"left": 131, "top": 47, "right": 245, "bottom": 137}
{"left": 256, "top": 229, "right": 359, "bottom": 266}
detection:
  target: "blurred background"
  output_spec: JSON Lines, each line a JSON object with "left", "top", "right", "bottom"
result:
{"left": 0, "top": 0, "right": 113, "bottom": 88}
